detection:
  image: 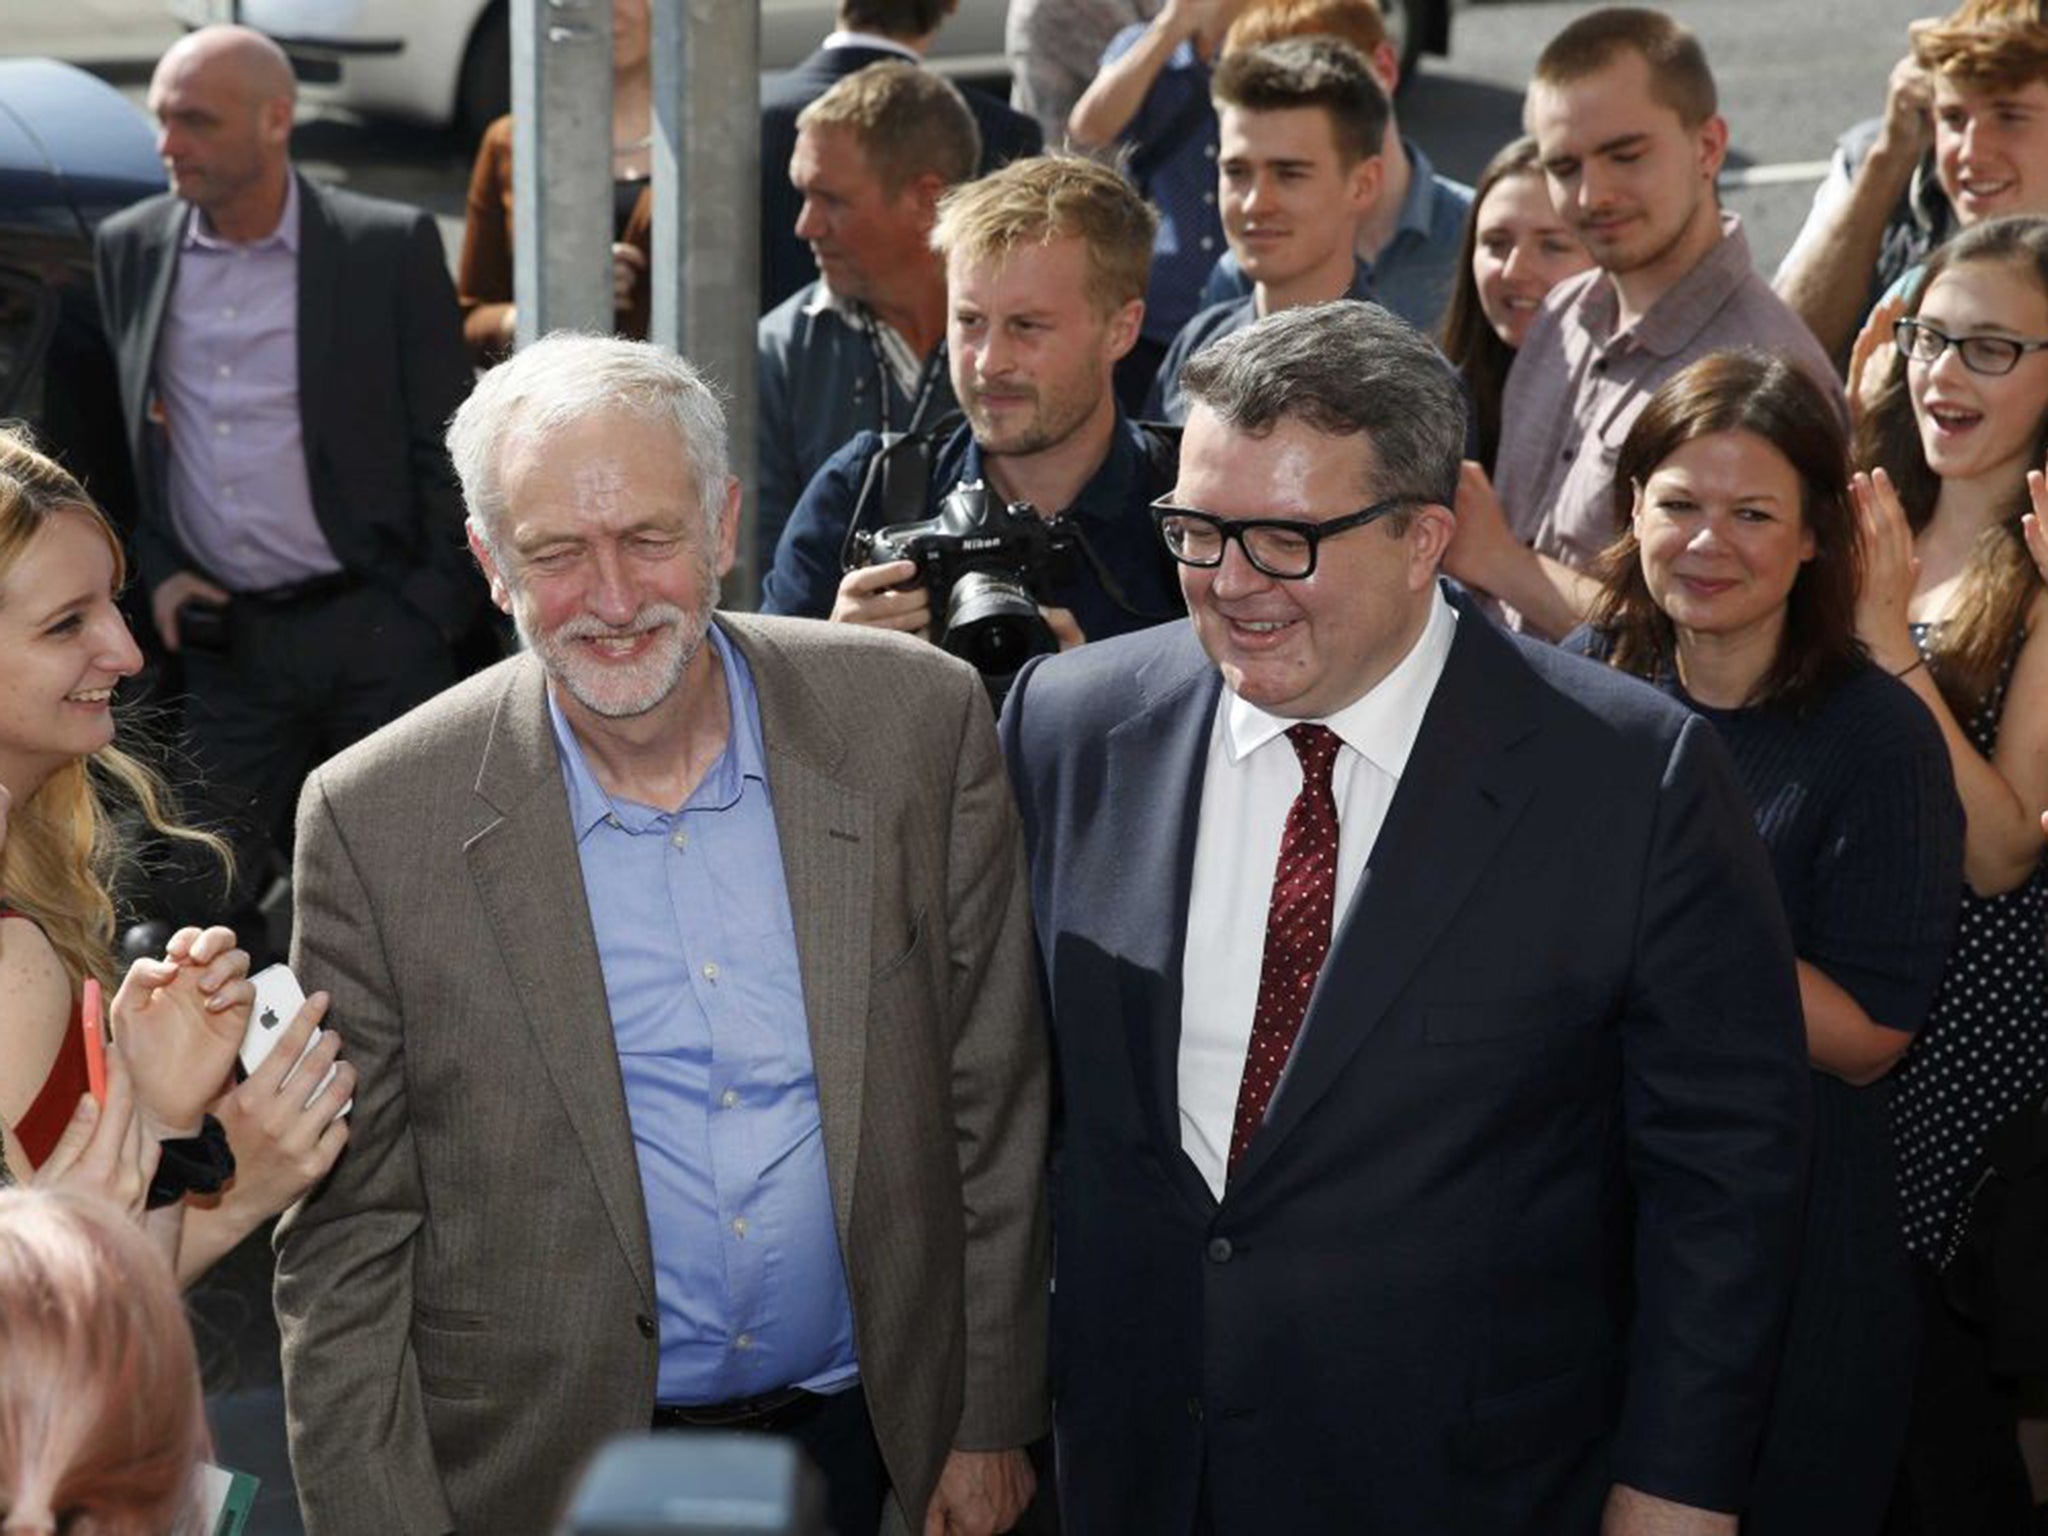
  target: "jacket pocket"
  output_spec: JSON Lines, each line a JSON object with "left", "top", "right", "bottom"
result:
{"left": 1450, "top": 1360, "right": 1614, "bottom": 1471}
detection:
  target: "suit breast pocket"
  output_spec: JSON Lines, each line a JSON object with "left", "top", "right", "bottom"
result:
{"left": 1423, "top": 994, "right": 1599, "bottom": 1047}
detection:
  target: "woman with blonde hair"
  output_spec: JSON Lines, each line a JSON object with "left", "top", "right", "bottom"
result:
{"left": 0, "top": 427, "right": 354, "bottom": 1282}
{"left": 0, "top": 1187, "right": 207, "bottom": 1536}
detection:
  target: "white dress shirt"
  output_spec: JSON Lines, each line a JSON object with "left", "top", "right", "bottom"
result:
{"left": 1178, "top": 589, "right": 1457, "bottom": 1199}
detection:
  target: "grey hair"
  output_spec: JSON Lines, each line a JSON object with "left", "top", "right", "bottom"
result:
{"left": 1177, "top": 300, "right": 1466, "bottom": 508}
{"left": 446, "top": 333, "right": 730, "bottom": 554}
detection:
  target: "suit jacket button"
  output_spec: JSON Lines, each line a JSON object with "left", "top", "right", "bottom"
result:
{"left": 1206, "top": 1237, "right": 1233, "bottom": 1264}
{"left": 636, "top": 1312, "right": 657, "bottom": 1339}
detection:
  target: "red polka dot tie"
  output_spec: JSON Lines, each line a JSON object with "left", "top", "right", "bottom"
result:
{"left": 1229, "top": 723, "right": 1342, "bottom": 1173}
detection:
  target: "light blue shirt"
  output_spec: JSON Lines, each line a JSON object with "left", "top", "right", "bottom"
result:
{"left": 547, "top": 626, "right": 858, "bottom": 1403}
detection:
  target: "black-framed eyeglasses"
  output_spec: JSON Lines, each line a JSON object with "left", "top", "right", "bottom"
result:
{"left": 1893, "top": 316, "right": 2048, "bottom": 377}
{"left": 1149, "top": 496, "right": 1414, "bottom": 580}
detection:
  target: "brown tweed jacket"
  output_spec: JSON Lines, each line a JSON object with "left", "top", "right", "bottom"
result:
{"left": 275, "top": 613, "right": 1050, "bottom": 1535}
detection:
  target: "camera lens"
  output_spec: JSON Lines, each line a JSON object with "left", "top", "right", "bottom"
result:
{"left": 943, "top": 571, "right": 1056, "bottom": 675}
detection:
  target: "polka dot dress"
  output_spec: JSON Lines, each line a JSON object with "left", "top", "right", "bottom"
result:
{"left": 1891, "top": 627, "right": 2048, "bottom": 1266}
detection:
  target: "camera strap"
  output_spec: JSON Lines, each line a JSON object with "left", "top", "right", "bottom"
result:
{"left": 837, "top": 415, "right": 964, "bottom": 574}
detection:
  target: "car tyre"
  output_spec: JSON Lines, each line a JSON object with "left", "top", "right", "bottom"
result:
{"left": 1384, "top": 0, "right": 1445, "bottom": 92}
{"left": 457, "top": 0, "right": 511, "bottom": 144}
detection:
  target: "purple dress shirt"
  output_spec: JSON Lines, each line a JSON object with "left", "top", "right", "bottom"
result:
{"left": 155, "top": 174, "right": 340, "bottom": 592}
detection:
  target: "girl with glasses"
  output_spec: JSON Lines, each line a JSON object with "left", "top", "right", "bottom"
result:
{"left": 1852, "top": 211, "right": 2048, "bottom": 1530}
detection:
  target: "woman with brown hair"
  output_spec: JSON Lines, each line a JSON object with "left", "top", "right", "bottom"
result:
{"left": 1853, "top": 212, "right": 2048, "bottom": 1529}
{"left": 0, "top": 427, "right": 354, "bottom": 1282}
{"left": 1581, "top": 349, "right": 1964, "bottom": 1533}
{"left": 1438, "top": 135, "right": 1591, "bottom": 473}
{"left": 0, "top": 1188, "right": 208, "bottom": 1535}
{"left": 456, "top": 0, "right": 654, "bottom": 367}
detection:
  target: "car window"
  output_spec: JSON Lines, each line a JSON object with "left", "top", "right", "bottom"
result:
{"left": 0, "top": 267, "right": 54, "bottom": 419}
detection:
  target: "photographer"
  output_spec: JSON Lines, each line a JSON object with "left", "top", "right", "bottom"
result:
{"left": 761, "top": 155, "right": 1184, "bottom": 659}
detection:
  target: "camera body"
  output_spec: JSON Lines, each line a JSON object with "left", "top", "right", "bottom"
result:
{"left": 849, "top": 480, "right": 1079, "bottom": 680}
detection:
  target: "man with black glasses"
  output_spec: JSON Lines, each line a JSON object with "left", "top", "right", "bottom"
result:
{"left": 997, "top": 299, "right": 1814, "bottom": 1535}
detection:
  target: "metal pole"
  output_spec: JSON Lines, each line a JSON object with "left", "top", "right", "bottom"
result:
{"left": 513, "top": 0, "right": 615, "bottom": 346}
{"left": 650, "top": 0, "right": 760, "bottom": 607}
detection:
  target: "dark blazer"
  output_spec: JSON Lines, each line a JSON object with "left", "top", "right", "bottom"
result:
{"left": 760, "top": 43, "right": 1043, "bottom": 314}
{"left": 998, "top": 597, "right": 1813, "bottom": 1535}
{"left": 93, "top": 172, "right": 478, "bottom": 636}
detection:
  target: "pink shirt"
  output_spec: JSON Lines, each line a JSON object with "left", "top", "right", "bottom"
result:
{"left": 1493, "top": 216, "right": 1842, "bottom": 589}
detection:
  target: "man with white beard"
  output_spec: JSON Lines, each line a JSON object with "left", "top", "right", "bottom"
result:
{"left": 272, "top": 334, "right": 1050, "bottom": 1536}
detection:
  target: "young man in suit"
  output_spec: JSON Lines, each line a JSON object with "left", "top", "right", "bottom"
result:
{"left": 95, "top": 25, "right": 477, "bottom": 918}
{"left": 999, "top": 300, "right": 1813, "bottom": 1535}
{"left": 275, "top": 335, "right": 1049, "bottom": 1536}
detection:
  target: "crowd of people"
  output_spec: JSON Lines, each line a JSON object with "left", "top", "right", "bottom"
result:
{"left": 4, "top": 0, "right": 2048, "bottom": 1533}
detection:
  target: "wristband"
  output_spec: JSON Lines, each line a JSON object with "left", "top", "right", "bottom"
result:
{"left": 145, "top": 1114, "right": 235, "bottom": 1209}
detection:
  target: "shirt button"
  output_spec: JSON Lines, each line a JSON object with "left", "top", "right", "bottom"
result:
{"left": 222, "top": 306, "right": 236, "bottom": 319}
{"left": 1202, "top": 192, "right": 1215, "bottom": 205}
{"left": 635, "top": 1312, "right": 656, "bottom": 1339}
{"left": 731, "top": 1216, "right": 748, "bottom": 1238}
{"left": 1206, "top": 1237, "right": 1234, "bottom": 1264}
{"left": 702, "top": 961, "right": 719, "bottom": 981}
{"left": 734, "top": 1332, "right": 753, "bottom": 1351}
{"left": 1200, "top": 237, "right": 1215, "bottom": 251}
{"left": 720, "top": 1088, "right": 739, "bottom": 1110}
{"left": 216, "top": 363, "right": 231, "bottom": 378}
{"left": 670, "top": 828, "right": 687, "bottom": 850}
{"left": 1203, "top": 145, "right": 1216, "bottom": 160}
{"left": 215, "top": 422, "right": 230, "bottom": 436}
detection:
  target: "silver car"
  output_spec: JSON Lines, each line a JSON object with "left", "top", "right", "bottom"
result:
{"left": 164, "top": 0, "right": 1009, "bottom": 139}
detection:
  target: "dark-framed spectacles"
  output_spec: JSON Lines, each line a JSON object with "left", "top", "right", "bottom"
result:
{"left": 1893, "top": 316, "right": 2048, "bottom": 377}
{"left": 1149, "top": 495, "right": 1415, "bottom": 580}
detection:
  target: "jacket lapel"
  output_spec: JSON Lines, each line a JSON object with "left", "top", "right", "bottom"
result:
{"left": 719, "top": 616, "right": 872, "bottom": 1237}
{"left": 127, "top": 200, "right": 185, "bottom": 441}
{"left": 1229, "top": 602, "right": 1544, "bottom": 1192}
{"left": 293, "top": 174, "right": 335, "bottom": 491}
{"left": 1104, "top": 628, "right": 1222, "bottom": 1211}
{"left": 464, "top": 658, "right": 656, "bottom": 1307}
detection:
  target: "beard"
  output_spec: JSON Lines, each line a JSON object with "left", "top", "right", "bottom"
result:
{"left": 517, "top": 562, "right": 720, "bottom": 720}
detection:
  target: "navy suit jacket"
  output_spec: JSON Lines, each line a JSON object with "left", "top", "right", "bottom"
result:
{"left": 94, "top": 172, "right": 478, "bottom": 637}
{"left": 760, "top": 43, "right": 1043, "bottom": 315}
{"left": 998, "top": 597, "right": 1813, "bottom": 1535}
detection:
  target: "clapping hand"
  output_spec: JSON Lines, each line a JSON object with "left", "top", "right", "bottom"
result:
{"left": 2023, "top": 479, "right": 2048, "bottom": 582}
{"left": 110, "top": 926, "right": 253, "bottom": 1139}
{"left": 1443, "top": 461, "right": 1520, "bottom": 594}
{"left": 29, "top": 1050, "right": 159, "bottom": 1218}
{"left": 1850, "top": 469, "right": 1922, "bottom": 670}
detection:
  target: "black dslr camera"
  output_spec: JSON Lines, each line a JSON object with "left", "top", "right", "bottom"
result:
{"left": 848, "top": 479, "right": 1080, "bottom": 682}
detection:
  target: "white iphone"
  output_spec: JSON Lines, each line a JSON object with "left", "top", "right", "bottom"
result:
{"left": 240, "top": 963, "right": 352, "bottom": 1117}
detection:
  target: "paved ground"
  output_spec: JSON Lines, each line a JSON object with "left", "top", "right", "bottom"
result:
{"left": 9, "top": 0, "right": 180, "bottom": 79}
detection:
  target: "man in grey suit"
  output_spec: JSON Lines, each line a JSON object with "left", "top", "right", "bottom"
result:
{"left": 274, "top": 335, "right": 1049, "bottom": 1536}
